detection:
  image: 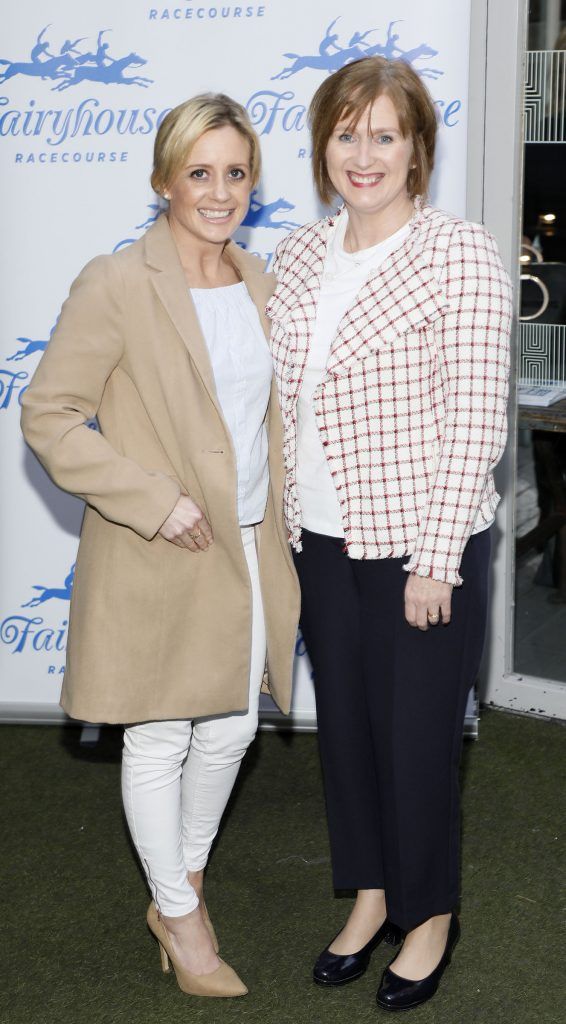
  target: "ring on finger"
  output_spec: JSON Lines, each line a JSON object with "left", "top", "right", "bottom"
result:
{"left": 427, "top": 611, "right": 440, "bottom": 623}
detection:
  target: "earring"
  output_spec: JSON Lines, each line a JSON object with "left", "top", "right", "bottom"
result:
{"left": 163, "top": 191, "right": 170, "bottom": 200}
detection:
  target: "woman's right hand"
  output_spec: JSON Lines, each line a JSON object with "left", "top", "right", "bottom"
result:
{"left": 158, "top": 495, "right": 213, "bottom": 552}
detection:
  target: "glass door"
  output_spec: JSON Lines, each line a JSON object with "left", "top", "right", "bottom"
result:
{"left": 514, "top": 0, "right": 566, "bottom": 683}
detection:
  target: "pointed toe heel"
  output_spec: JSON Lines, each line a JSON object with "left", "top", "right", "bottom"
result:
{"left": 146, "top": 902, "right": 247, "bottom": 998}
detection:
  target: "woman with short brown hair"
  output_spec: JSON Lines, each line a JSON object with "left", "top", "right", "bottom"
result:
{"left": 309, "top": 54, "right": 436, "bottom": 205}
{"left": 268, "top": 56, "right": 511, "bottom": 1011}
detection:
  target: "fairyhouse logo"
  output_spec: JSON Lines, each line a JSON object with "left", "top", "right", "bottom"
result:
{"left": 0, "top": 564, "right": 74, "bottom": 659}
{"left": 246, "top": 18, "right": 462, "bottom": 138}
{"left": 0, "top": 26, "right": 170, "bottom": 164}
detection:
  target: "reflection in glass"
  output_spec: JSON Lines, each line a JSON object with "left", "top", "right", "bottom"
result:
{"left": 514, "top": 2, "right": 566, "bottom": 683}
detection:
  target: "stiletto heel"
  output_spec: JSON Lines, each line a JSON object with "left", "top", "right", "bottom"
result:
{"left": 185, "top": 871, "right": 220, "bottom": 953}
{"left": 150, "top": 899, "right": 219, "bottom": 954}
{"left": 158, "top": 940, "right": 171, "bottom": 973}
{"left": 146, "top": 902, "right": 247, "bottom": 998}
{"left": 200, "top": 899, "right": 220, "bottom": 954}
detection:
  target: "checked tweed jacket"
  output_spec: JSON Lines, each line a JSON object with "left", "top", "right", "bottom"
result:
{"left": 266, "top": 204, "right": 513, "bottom": 586}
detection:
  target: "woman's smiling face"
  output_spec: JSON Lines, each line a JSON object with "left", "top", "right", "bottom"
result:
{"left": 166, "top": 124, "right": 252, "bottom": 247}
{"left": 325, "top": 93, "right": 414, "bottom": 223}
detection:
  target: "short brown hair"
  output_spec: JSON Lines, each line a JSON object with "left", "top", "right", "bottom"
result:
{"left": 151, "top": 92, "right": 261, "bottom": 195}
{"left": 309, "top": 57, "right": 437, "bottom": 206}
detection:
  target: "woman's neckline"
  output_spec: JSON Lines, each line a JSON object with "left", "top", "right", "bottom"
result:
{"left": 337, "top": 218, "right": 412, "bottom": 261}
{"left": 190, "top": 281, "right": 245, "bottom": 293}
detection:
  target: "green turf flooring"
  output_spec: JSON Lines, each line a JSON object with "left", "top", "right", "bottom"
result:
{"left": 1, "top": 708, "right": 565, "bottom": 1024}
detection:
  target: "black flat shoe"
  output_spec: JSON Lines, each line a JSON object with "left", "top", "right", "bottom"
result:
{"left": 376, "top": 913, "right": 460, "bottom": 1011}
{"left": 313, "top": 919, "right": 402, "bottom": 986}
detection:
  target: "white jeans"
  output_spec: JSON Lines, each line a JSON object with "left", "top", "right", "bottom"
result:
{"left": 121, "top": 526, "right": 266, "bottom": 917}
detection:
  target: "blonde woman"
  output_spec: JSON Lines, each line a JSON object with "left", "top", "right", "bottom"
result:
{"left": 21, "top": 93, "right": 299, "bottom": 998}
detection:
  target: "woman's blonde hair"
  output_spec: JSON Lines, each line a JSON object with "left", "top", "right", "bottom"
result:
{"left": 151, "top": 92, "right": 261, "bottom": 195}
{"left": 309, "top": 57, "right": 437, "bottom": 205}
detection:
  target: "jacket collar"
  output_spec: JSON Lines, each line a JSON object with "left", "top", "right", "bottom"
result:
{"left": 268, "top": 196, "right": 432, "bottom": 321}
{"left": 143, "top": 213, "right": 273, "bottom": 403}
{"left": 268, "top": 200, "right": 449, "bottom": 374}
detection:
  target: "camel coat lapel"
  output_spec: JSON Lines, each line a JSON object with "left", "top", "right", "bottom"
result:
{"left": 21, "top": 215, "right": 299, "bottom": 724}
{"left": 145, "top": 214, "right": 220, "bottom": 408}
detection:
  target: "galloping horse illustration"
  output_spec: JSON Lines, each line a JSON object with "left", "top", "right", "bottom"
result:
{"left": 272, "top": 19, "right": 444, "bottom": 81}
{"left": 6, "top": 335, "right": 50, "bottom": 362}
{"left": 0, "top": 28, "right": 152, "bottom": 90}
{"left": 52, "top": 53, "right": 153, "bottom": 90}
{"left": 241, "top": 193, "right": 301, "bottom": 231}
{"left": 112, "top": 205, "right": 162, "bottom": 253}
{"left": 363, "top": 40, "right": 443, "bottom": 79}
{"left": 135, "top": 204, "right": 161, "bottom": 231}
{"left": 272, "top": 42, "right": 365, "bottom": 80}
{"left": 0, "top": 52, "right": 75, "bottom": 84}
{"left": 22, "top": 565, "right": 75, "bottom": 608}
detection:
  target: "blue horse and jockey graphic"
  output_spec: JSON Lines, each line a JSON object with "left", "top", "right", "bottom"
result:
{"left": 0, "top": 25, "right": 153, "bottom": 90}
{"left": 6, "top": 326, "right": 54, "bottom": 363}
{"left": 0, "top": 565, "right": 73, "bottom": 655}
{"left": 21, "top": 565, "right": 75, "bottom": 609}
{"left": 113, "top": 204, "right": 163, "bottom": 252}
{"left": 272, "top": 18, "right": 444, "bottom": 81}
{"left": 113, "top": 193, "right": 301, "bottom": 253}
{"left": 240, "top": 191, "right": 300, "bottom": 231}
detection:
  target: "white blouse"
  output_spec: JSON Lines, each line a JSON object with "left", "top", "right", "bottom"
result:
{"left": 296, "top": 212, "right": 411, "bottom": 537}
{"left": 191, "top": 282, "right": 273, "bottom": 526}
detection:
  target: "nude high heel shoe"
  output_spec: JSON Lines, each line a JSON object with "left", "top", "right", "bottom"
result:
{"left": 149, "top": 899, "right": 219, "bottom": 954}
{"left": 200, "top": 899, "right": 220, "bottom": 954}
{"left": 186, "top": 871, "right": 220, "bottom": 953}
{"left": 146, "top": 902, "right": 248, "bottom": 998}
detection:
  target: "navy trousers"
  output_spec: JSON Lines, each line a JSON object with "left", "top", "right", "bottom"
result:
{"left": 293, "top": 528, "right": 491, "bottom": 932}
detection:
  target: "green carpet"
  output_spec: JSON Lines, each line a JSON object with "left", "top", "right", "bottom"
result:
{"left": 1, "top": 709, "right": 564, "bottom": 1024}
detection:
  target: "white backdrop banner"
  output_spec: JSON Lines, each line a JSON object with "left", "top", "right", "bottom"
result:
{"left": 1, "top": 0, "right": 471, "bottom": 722}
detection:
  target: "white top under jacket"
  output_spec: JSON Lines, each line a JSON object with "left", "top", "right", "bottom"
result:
{"left": 191, "top": 281, "right": 272, "bottom": 526}
{"left": 296, "top": 213, "right": 411, "bottom": 536}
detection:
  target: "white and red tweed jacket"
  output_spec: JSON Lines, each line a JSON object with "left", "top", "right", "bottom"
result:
{"left": 266, "top": 204, "right": 513, "bottom": 586}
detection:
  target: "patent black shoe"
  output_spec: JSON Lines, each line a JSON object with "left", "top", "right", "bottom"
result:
{"left": 376, "top": 913, "right": 460, "bottom": 1011}
{"left": 313, "top": 919, "right": 402, "bottom": 986}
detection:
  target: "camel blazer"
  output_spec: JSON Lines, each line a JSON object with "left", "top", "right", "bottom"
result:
{"left": 21, "top": 215, "right": 300, "bottom": 724}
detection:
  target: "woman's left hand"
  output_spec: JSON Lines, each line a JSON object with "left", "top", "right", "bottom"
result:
{"left": 404, "top": 575, "right": 453, "bottom": 630}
